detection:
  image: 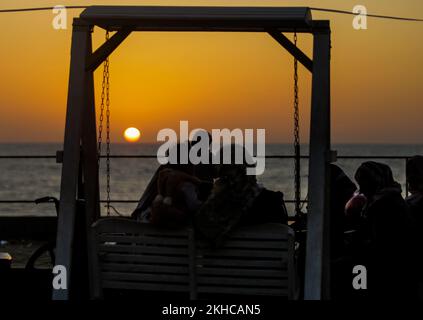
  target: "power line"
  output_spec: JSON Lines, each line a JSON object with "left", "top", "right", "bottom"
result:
{"left": 310, "top": 7, "right": 423, "bottom": 22}
{"left": 0, "top": 6, "right": 86, "bottom": 13}
{"left": 0, "top": 5, "right": 423, "bottom": 22}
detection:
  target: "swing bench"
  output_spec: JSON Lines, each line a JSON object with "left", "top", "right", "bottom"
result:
{"left": 55, "top": 5, "right": 332, "bottom": 300}
{"left": 89, "top": 218, "right": 298, "bottom": 299}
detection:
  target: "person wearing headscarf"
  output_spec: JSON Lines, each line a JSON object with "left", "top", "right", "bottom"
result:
{"left": 354, "top": 161, "right": 415, "bottom": 298}
{"left": 406, "top": 156, "right": 423, "bottom": 298}
{"left": 194, "top": 144, "right": 260, "bottom": 246}
{"left": 194, "top": 144, "right": 288, "bottom": 247}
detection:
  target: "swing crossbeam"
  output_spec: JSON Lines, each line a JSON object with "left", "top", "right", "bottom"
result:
{"left": 79, "top": 6, "right": 313, "bottom": 32}
{"left": 55, "top": 5, "right": 331, "bottom": 301}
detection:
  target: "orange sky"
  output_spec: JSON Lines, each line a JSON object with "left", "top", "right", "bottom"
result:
{"left": 0, "top": 0, "right": 422, "bottom": 143}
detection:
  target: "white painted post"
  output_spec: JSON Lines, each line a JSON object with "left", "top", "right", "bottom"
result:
{"left": 82, "top": 31, "right": 102, "bottom": 298}
{"left": 304, "top": 24, "right": 331, "bottom": 300}
{"left": 82, "top": 35, "right": 100, "bottom": 226}
{"left": 53, "top": 20, "right": 92, "bottom": 300}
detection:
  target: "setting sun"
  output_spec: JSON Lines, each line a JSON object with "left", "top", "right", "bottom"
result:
{"left": 124, "top": 127, "right": 141, "bottom": 142}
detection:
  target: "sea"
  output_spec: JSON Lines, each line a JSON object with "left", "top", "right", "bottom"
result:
{"left": 1, "top": 143, "right": 423, "bottom": 217}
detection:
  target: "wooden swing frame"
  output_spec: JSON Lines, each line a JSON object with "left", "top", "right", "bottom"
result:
{"left": 54, "top": 6, "right": 332, "bottom": 301}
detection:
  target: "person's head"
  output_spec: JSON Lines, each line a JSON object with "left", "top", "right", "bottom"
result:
{"left": 354, "top": 161, "right": 399, "bottom": 198}
{"left": 190, "top": 130, "right": 212, "bottom": 147}
{"left": 406, "top": 155, "right": 423, "bottom": 194}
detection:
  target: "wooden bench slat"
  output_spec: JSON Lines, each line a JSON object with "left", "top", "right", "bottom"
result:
{"left": 196, "top": 258, "right": 285, "bottom": 268}
{"left": 197, "top": 276, "right": 288, "bottom": 287}
{"left": 99, "top": 232, "right": 188, "bottom": 239}
{"left": 197, "top": 239, "right": 289, "bottom": 250}
{"left": 196, "top": 248, "right": 286, "bottom": 258}
{"left": 101, "top": 253, "right": 189, "bottom": 265}
{"left": 99, "top": 235, "right": 188, "bottom": 246}
{"left": 197, "top": 267, "right": 286, "bottom": 278}
{"left": 94, "top": 218, "right": 188, "bottom": 236}
{"left": 103, "top": 280, "right": 189, "bottom": 292}
{"left": 197, "top": 286, "right": 288, "bottom": 296}
{"left": 99, "top": 244, "right": 188, "bottom": 255}
{"left": 101, "top": 263, "right": 189, "bottom": 274}
{"left": 102, "top": 271, "right": 189, "bottom": 283}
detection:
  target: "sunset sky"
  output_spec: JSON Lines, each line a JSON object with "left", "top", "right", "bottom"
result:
{"left": 0, "top": 0, "right": 422, "bottom": 143}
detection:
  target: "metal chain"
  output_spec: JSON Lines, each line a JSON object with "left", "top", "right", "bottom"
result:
{"left": 105, "top": 31, "right": 111, "bottom": 216}
{"left": 98, "top": 30, "right": 111, "bottom": 216}
{"left": 97, "top": 40, "right": 107, "bottom": 160}
{"left": 293, "top": 32, "right": 302, "bottom": 216}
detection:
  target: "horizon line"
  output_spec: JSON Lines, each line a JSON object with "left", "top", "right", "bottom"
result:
{"left": 1, "top": 141, "right": 422, "bottom": 145}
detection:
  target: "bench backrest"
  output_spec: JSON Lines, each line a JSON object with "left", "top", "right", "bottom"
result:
{"left": 89, "top": 218, "right": 296, "bottom": 299}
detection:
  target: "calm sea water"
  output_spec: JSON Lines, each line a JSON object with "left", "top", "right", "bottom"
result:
{"left": 1, "top": 143, "right": 423, "bottom": 217}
